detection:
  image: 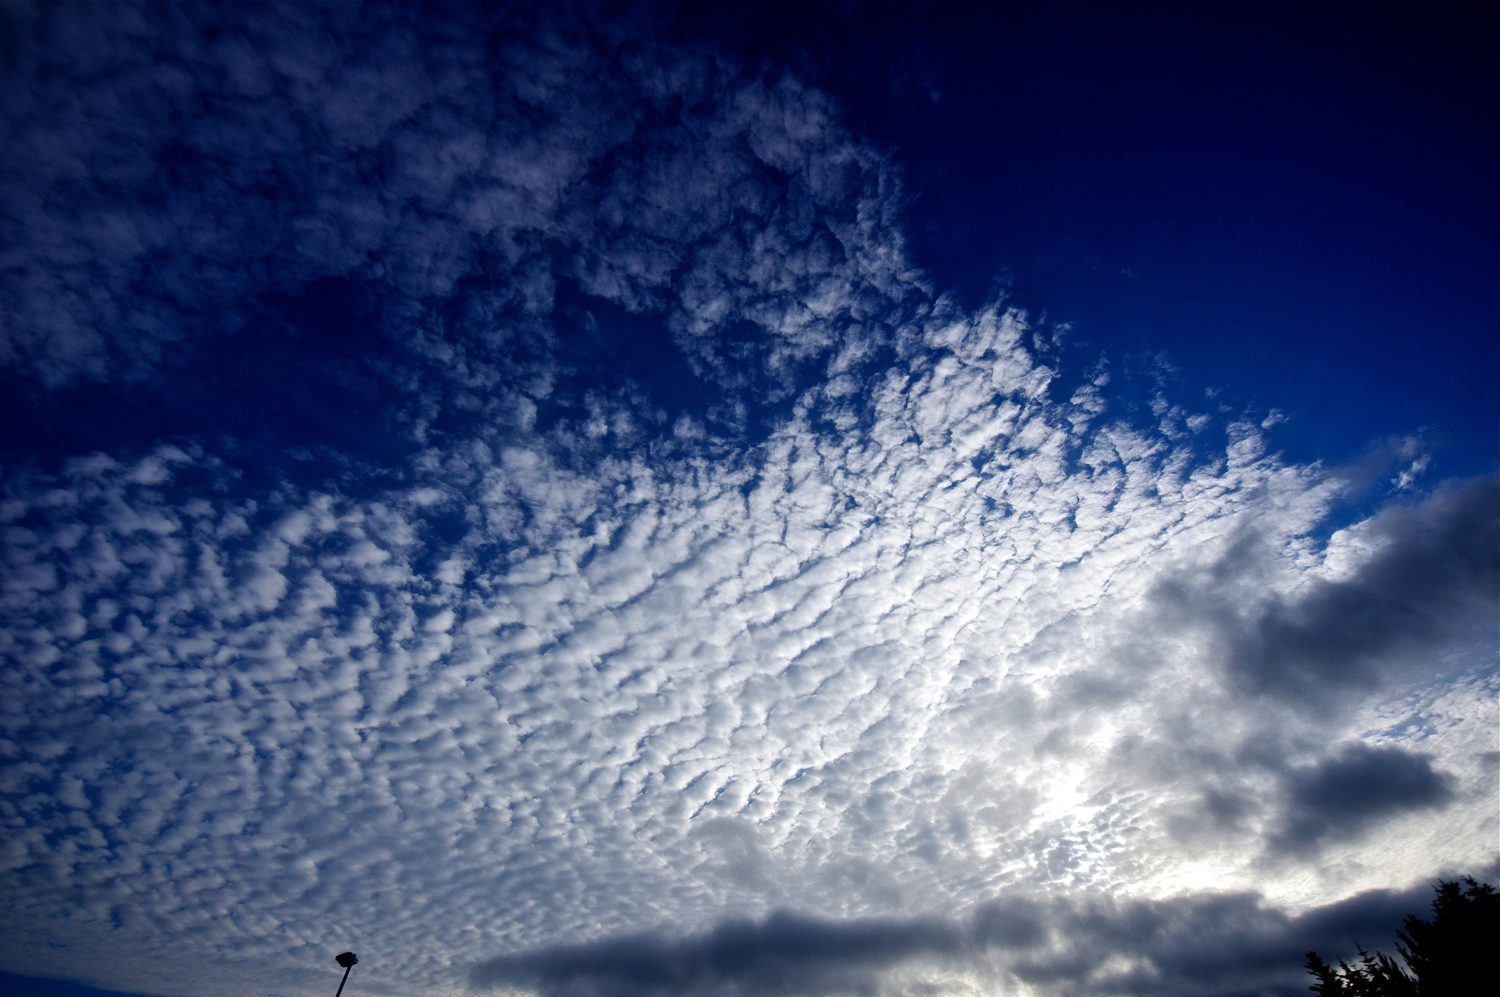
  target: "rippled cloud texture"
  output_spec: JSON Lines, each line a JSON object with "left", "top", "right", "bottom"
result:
{"left": 1, "top": 3, "right": 1495, "bottom": 995}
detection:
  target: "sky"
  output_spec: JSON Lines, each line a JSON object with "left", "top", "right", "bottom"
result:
{"left": 0, "top": 2, "right": 1495, "bottom": 996}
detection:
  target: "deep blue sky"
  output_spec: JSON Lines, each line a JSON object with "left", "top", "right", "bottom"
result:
{"left": 2, "top": 2, "right": 1493, "bottom": 479}
{"left": 693, "top": 1, "right": 1498, "bottom": 476}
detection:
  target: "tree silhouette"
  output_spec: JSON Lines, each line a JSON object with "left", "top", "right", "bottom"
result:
{"left": 1304, "top": 878, "right": 1498, "bottom": 995}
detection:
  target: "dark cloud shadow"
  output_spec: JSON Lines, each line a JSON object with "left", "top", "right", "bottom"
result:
{"left": 1231, "top": 476, "right": 1499, "bottom": 700}
{"left": 467, "top": 873, "right": 1500, "bottom": 996}
{"left": 1266, "top": 742, "right": 1456, "bottom": 857}
{"left": 0, "top": 971, "right": 162, "bottom": 997}
{"left": 1153, "top": 476, "right": 1499, "bottom": 709}
{"left": 469, "top": 909, "right": 966, "bottom": 996}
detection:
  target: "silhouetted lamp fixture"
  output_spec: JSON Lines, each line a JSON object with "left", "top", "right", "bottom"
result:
{"left": 333, "top": 951, "right": 358, "bottom": 997}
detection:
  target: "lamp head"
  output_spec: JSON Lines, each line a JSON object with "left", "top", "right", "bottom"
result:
{"left": 335, "top": 952, "right": 358, "bottom": 969}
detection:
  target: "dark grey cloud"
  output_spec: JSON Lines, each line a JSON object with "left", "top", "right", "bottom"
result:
{"left": 1155, "top": 475, "right": 1499, "bottom": 708}
{"left": 1268, "top": 742, "right": 1456, "bottom": 856}
{"left": 468, "top": 878, "right": 1478, "bottom": 996}
{"left": 1236, "top": 476, "right": 1498, "bottom": 700}
{"left": 470, "top": 910, "right": 968, "bottom": 996}
{"left": 1129, "top": 732, "right": 1463, "bottom": 861}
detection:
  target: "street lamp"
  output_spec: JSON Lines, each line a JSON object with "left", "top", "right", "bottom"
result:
{"left": 333, "top": 951, "right": 358, "bottom": 996}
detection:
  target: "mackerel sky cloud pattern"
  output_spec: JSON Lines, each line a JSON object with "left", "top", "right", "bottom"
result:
{"left": 0, "top": 3, "right": 1495, "bottom": 996}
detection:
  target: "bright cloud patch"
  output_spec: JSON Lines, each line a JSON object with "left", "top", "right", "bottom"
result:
{"left": 0, "top": 3, "right": 1495, "bottom": 996}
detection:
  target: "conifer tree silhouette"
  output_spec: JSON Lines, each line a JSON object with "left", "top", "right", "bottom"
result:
{"left": 1304, "top": 878, "right": 1497, "bottom": 995}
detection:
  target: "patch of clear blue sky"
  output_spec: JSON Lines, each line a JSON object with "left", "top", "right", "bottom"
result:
{"left": 687, "top": 1, "right": 1498, "bottom": 479}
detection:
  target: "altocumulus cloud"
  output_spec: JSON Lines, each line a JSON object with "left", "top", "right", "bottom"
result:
{"left": 0, "top": 2, "right": 1495, "bottom": 996}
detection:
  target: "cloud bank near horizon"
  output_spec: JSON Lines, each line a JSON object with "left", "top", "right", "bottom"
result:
{"left": 0, "top": 3, "right": 1494, "bottom": 996}
{"left": 470, "top": 871, "right": 1500, "bottom": 996}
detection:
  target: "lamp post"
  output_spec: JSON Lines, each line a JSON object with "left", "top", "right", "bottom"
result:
{"left": 333, "top": 951, "right": 358, "bottom": 996}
